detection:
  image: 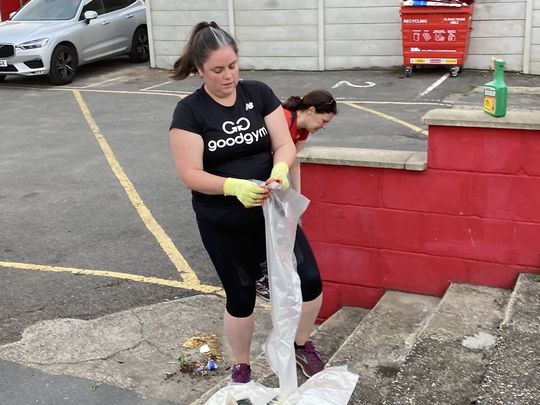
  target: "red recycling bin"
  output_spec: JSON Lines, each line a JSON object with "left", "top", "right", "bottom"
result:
{"left": 0, "top": 0, "right": 26, "bottom": 21}
{"left": 400, "top": 5, "right": 473, "bottom": 77}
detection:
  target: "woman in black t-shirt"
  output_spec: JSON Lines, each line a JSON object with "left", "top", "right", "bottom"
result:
{"left": 169, "top": 21, "right": 325, "bottom": 383}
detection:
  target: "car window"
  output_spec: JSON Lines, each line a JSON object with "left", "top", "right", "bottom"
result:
{"left": 103, "top": 0, "right": 131, "bottom": 13}
{"left": 12, "top": 0, "right": 81, "bottom": 21}
{"left": 81, "top": 0, "right": 106, "bottom": 15}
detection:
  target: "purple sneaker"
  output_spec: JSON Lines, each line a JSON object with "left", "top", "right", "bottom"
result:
{"left": 295, "top": 341, "right": 325, "bottom": 378}
{"left": 231, "top": 363, "right": 251, "bottom": 383}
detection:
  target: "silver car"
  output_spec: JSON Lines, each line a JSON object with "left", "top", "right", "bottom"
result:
{"left": 0, "top": 0, "right": 148, "bottom": 85}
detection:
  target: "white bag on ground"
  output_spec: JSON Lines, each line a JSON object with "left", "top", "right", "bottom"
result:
{"left": 282, "top": 366, "right": 359, "bottom": 405}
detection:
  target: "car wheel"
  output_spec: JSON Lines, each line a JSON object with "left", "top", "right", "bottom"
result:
{"left": 49, "top": 44, "right": 78, "bottom": 85}
{"left": 129, "top": 26, "right": 149, "bottom": 63}
{"left": 0, "top": 75, "right": 6, "bottom": 81}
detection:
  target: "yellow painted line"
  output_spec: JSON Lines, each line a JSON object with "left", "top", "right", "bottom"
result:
{"left": 342, "top": 101, "right": 429, "bottom": 136}
{"left": 72, "top": 90, "right": 200, "bottom": 286}
{"left": 0, "top": 261, "right": 223, "bottom": 295}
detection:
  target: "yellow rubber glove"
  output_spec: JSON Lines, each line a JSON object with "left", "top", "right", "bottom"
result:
{"left": 223, "top": 178, "right": 268, "bottom": 207}
{"left": 267, "top": 161, "right": 290, "bottom": 190}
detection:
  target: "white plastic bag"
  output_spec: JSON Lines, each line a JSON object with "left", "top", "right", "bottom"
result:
{"left": 204, "top": 381, "right": 279, "bottom": 405}
{"left": 205, "top": 186, "right": 359, "bottom": 405}
{"left": 262, "top": 185, "right": 310, "bottom": 399}
{"left": 283, "top": 366, "right": 359, "bottom": 405}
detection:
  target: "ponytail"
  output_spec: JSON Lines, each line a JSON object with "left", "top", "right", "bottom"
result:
{"left": 282, "top": 96, "right": 303, "bottom": 111}
{"left": 282, "top": 90, "right": 337, "bottom": 114}
{"left": 172, "top": 21, "right": 238, "bottom": 80}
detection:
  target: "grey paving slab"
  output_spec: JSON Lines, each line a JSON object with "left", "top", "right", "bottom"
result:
{"left": 327, "top": 291, "right": 440, "bottom": 405}
{"left": 383, "top": 284, "right": 510, "bottom": 405}
{"left": 0, "top": 295, "right": 273, "bottom": 405}
{"left": 478, "top": 274, "right": 540, "bottom": 405}
{"left": 500, "top": 273, "right": 540, "bottom": 333}
{"left": 478, "top": 330, "right": 540, "bottom": 405}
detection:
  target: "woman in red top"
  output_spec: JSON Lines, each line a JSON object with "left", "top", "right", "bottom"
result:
{"left": 282, "top": 90, "right": 337, "bottom": 192}
{"left": 255, "top": 91, "right": 337, "bottom": 302}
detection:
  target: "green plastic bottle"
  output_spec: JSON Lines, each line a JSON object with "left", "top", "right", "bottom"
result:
{"left": 483, "top": 59, "right": 508, "bottom": 117}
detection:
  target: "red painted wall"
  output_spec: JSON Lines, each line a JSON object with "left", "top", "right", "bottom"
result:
{"left": 302, "top": 123, "right": 540, "bottom": 320}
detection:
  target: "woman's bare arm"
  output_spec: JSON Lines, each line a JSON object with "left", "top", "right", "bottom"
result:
{"left": 290, "top": 140, "right": 306, "bottom": 192}
{"left": 169, "top": 128, "right": 226, "bottom": 194}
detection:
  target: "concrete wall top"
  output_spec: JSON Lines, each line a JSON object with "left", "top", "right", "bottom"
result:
{"left": 423, "top": 108, "right": 540, "bottom": 130}
{"left": 298, "top": 147, "right": 427, "bottom": 171}
{"left": 298, "top": 107, "right": 540, "bottom": 172}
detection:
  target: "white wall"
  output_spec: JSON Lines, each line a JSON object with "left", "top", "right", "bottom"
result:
{"left": 468, "top": 0, "right": 527, "bottom": 72}
{"left": 147, "top": 0, "right": 539, "bottom": 75}
{"left": 233, "top": 0, "right": 320, "bottom": 70}
{"left": 530, "top": 0, "right": 540, "bottom": 73}
{"left": 146, "top": 0, "right": 231, "bottom": 70}
{"left": 324, "top": 0, "right": 402, "bottom": 70}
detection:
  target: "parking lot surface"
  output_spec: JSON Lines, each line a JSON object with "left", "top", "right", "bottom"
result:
{"left": 1, "top": 57, "right": 540, "bottom": 346}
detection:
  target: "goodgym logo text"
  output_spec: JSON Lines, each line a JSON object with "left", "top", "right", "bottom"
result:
{"left": 207, "top": 118, "right": 269, "bottom": 152}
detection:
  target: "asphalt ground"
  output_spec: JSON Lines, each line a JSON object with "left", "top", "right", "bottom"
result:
{"left": 0, "top": 359, "right": 175, "bottom": 405}
{"left": 1, "top": 57, "right": 540, "bottom": 349}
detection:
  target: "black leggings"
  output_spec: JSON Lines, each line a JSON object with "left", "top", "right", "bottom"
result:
{"left": 195, "top": 203, "right": 322, "bottom": 318}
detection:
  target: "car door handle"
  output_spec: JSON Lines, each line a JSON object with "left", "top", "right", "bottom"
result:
{"left": 126, "top": 14, "right": 134, "bottom": 18}
{"left": 101, "top": 20, "right": 111, "bottom": 25}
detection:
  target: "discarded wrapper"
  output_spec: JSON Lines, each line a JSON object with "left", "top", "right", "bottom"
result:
{"left": 200, "top": 344, "right": 211, "bottom": 354}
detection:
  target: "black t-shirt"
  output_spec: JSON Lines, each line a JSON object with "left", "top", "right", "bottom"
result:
{"left": 170, "top": 80, "right": 281, "bottom": 206}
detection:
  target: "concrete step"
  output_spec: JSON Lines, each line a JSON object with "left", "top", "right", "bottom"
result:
{"left": 383, "top": 284, "right": 511, "bottom": 405}
{"left": 477, "top": 273, "right": 540, "bottom": 405}
{"left": 327, "top": 290, "right": 440, "bottom": 405}
{"left": 194, "top": 306, "right": 369, "bottom": 404}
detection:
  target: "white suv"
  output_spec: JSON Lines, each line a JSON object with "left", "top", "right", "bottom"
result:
{"left": 0, "top": 0, "right": 148, "bottom": 85}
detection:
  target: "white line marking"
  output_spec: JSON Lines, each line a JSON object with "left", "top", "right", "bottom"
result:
{"left": 76, "top": 76, "right": 125, "bottom": 89}
{"left": 0, "top": 84, "right": 185, "bottom": 97}
{"left": 142, "top": 89, "right": 192, "bottom": 94}
{"left": 0, "top": 84, "right": 452, "bottom": 106}
{"left": 332, "top": 80, "right": 376, "bottom": 89}
{"left": 419, "top": 73, "right": 450, "bottom": 97}
{"left": 141, "top": 81, "right": 172, "bottom": 91}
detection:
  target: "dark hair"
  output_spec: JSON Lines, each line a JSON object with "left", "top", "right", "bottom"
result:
{"left": 282, "top": 90, "right": 337, "bottom": 115}
{"left": 172, "top": 21, "right": 238, "bottom": 80}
